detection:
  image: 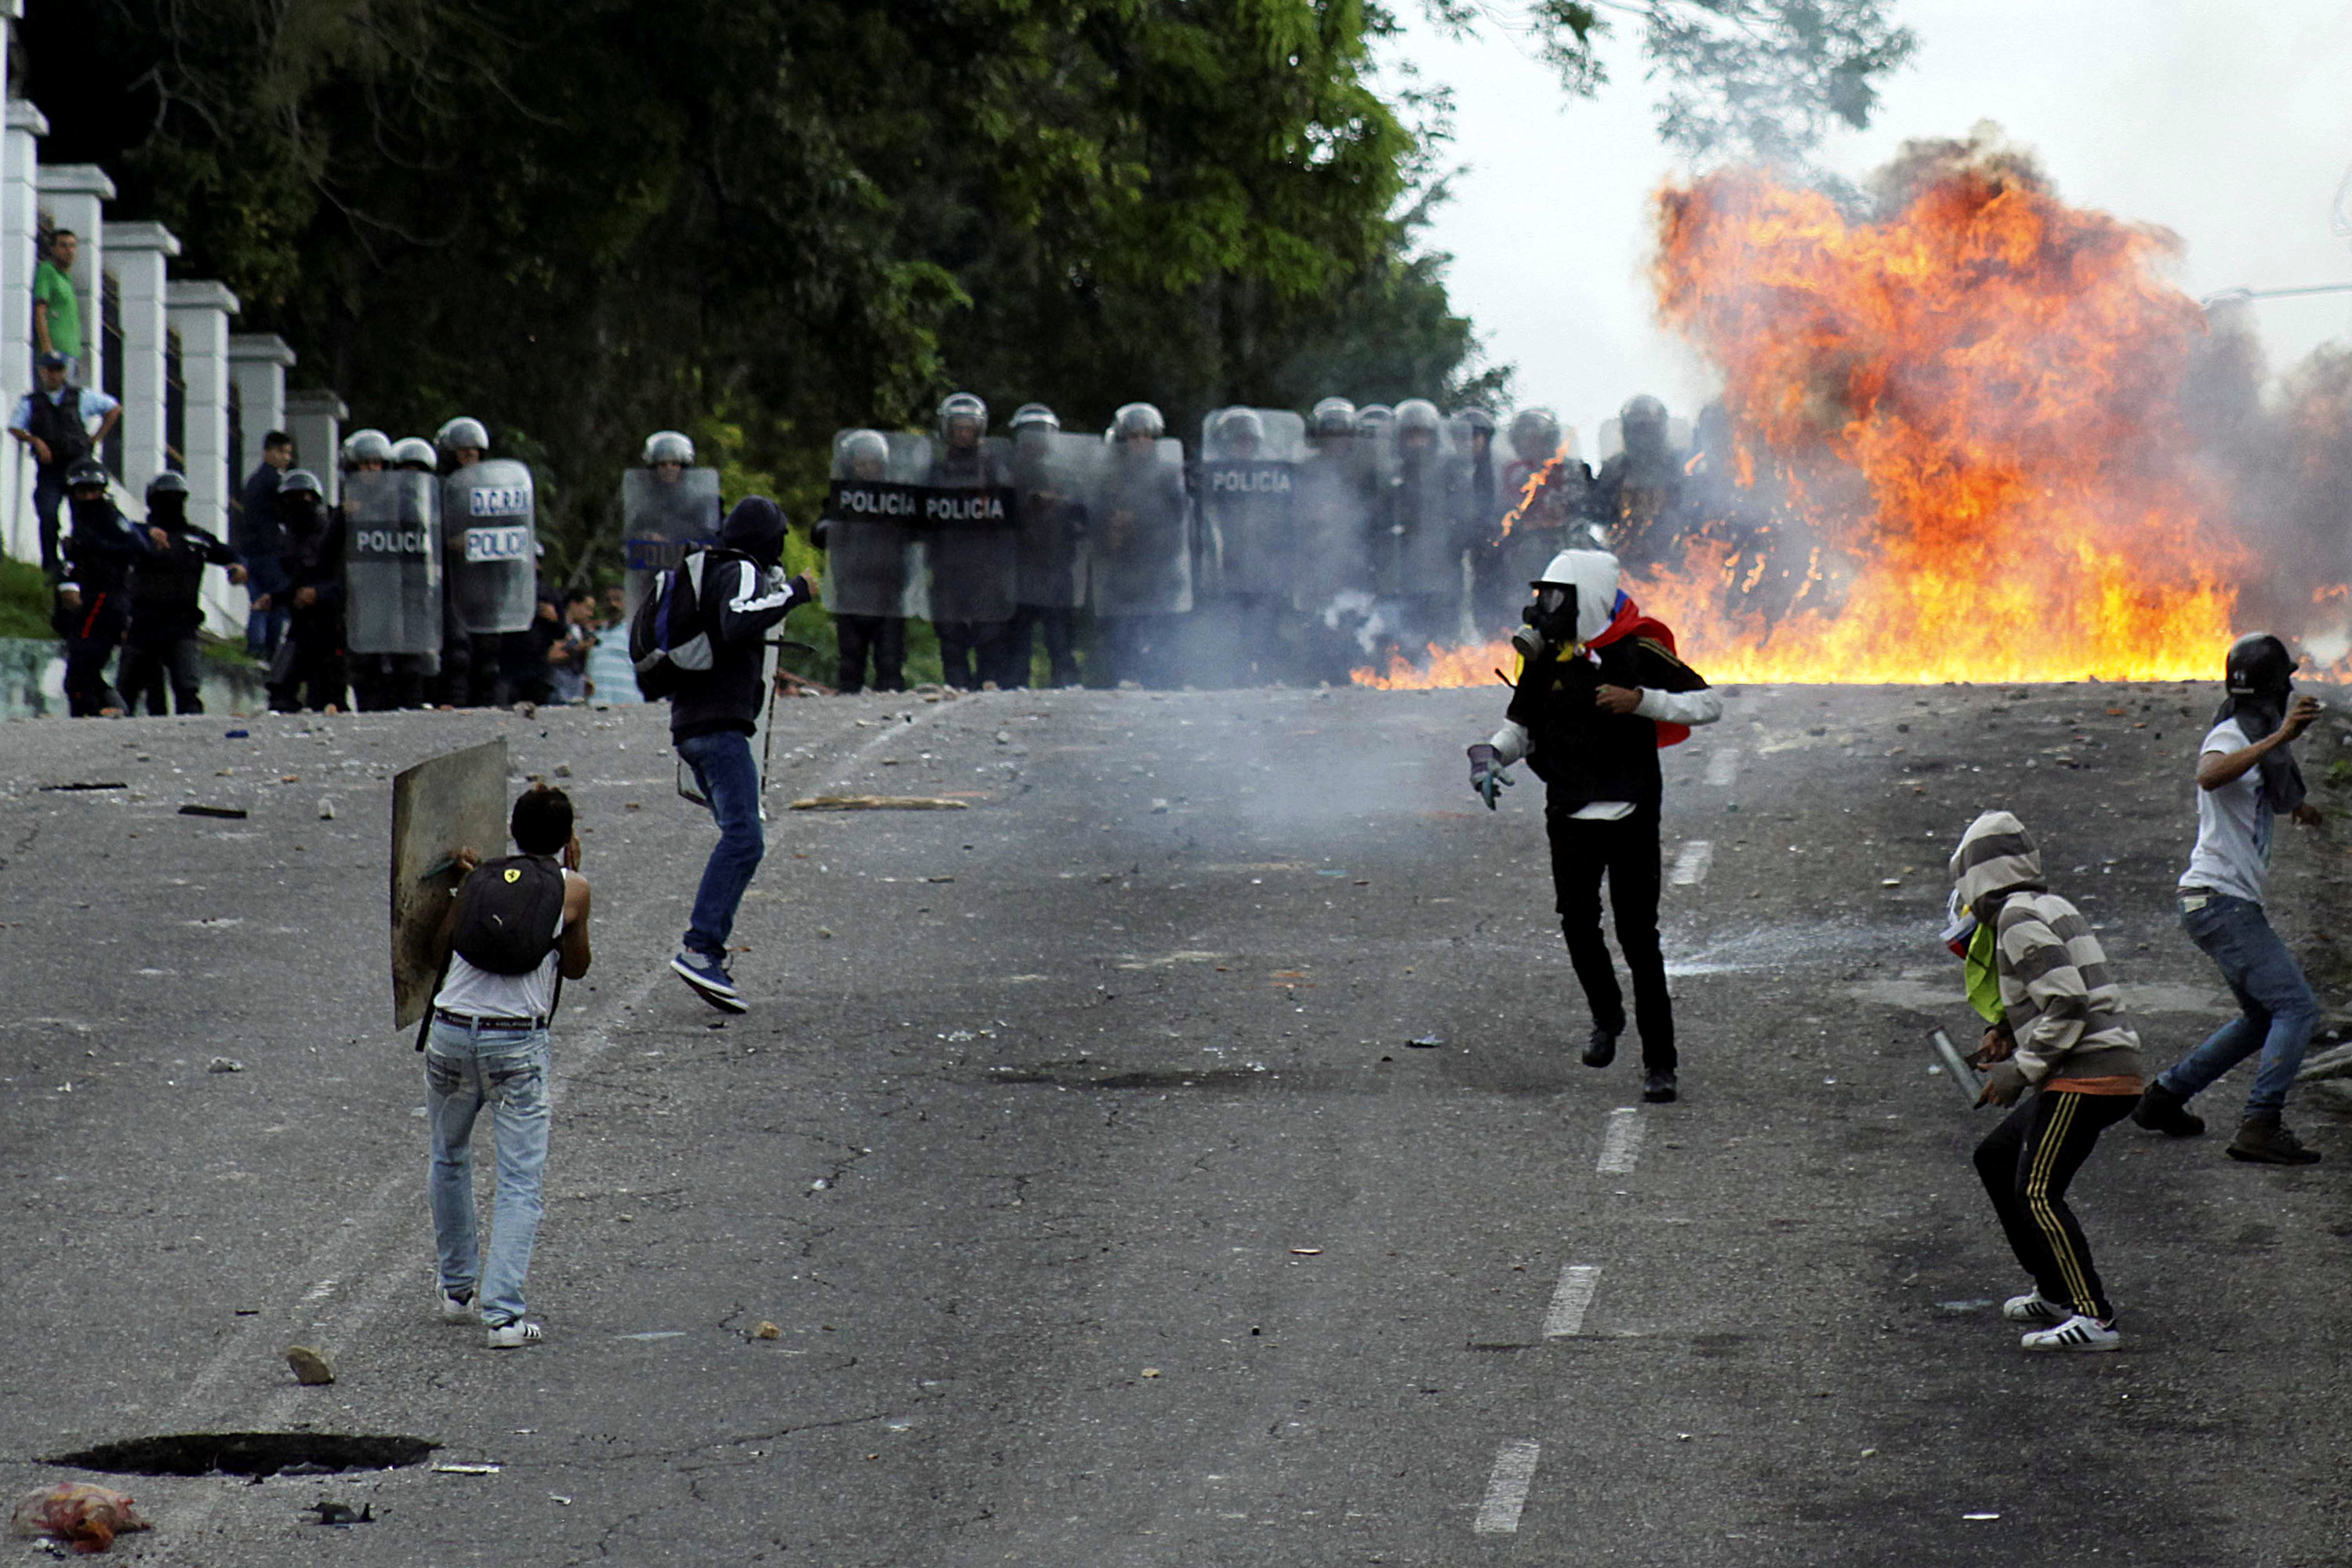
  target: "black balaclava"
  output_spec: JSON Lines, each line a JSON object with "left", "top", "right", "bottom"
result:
{"left": 2216, "top": 632, "right": 2305, "bottom": 813}
{"left": 147, "top": 491, "right": 188, "bottom": 531}
{"left": 719, "top": 495, "right": 787, "bottom": 570}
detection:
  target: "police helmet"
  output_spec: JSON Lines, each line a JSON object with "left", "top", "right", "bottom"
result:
{"left": 1308, "top": 397, "right": 1358, "bottom": 438}
{"left": 64, "top": 457, "right": 109, "bottom": 491}
{"left": 144, "top": 470, "right": 191, "bottom": 503}
{"left": 1214, "top": 407, "right": 1265, "bottom": 448}
{"left": 2224, "top": 633, "right": 2296, "bottom": 702}
{"left": 1112, "top": 402, "right": 1166, "bottom": 441}
{"left": 1456, "top": 408, "right": 1497, "bottom": 435}
{"left": 1356, "top": 403, "right": 1394, "bottom": 434}
{"left": 390, "top": 437, "right": 438, "bottom": 471}
{"left": 339, "top": 428, "right": 394, "bottom": 470}
{"left": 1620, "top": 394, "right": 1668, "bottom": 432}
{"left": 1509, "top": 407, "right": 1563, "bottom": 458}
{"left": 838, "top": 428, "right": 891, "bottom": 472}
{"left": 1395, "top": 398, "right": 1443, "bottom": 439}
{"left": 436, "top": 416, "right": 490, "bottom": 456}
{"left": 642, "top": 430, "right": 695, "bottom": 466}
{"left": 279, "top": 468, "right": 324, "bottom": 499}
{"left": 937, "top": 392, "right": 989, "bottom": 442}
{"left": 1009, "top": 402, "right": 1061, "bottom": 434}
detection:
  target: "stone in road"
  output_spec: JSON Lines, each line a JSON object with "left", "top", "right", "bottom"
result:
{"left": 0, "top": 681, "right": 2346, "bottom": 1565}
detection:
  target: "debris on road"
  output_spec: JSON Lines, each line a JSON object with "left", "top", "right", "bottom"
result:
{"left": 753, "top": 1321, "right": 782, "bottom": 1339}
{"left": 206, "top": 1057, "right": 244, "bottom": 1073}
{"left": 317, "top": 797, "right": 337, "bottom": 820}
{"left": 430, "top": 1463, "right": 502, "bottom": 1476}
{"left": 305, "top": 1501, "right": 374, "bottom": 1526}
{"left": 176, "top": 804, "right": 248, "bottom": 820}
{"left": 285, "top": 1345, "right": 337, "bottom": 1385}
{"left": 1407, "top": 1034, "right": 1443, "bottom": 1049}
{"left": 37, "top": 782, "right": 125, "bottom": 793}
{"left": 1141, "top": 1367, "right": 1162, "bottom": 1378}
{"left": 789, "top": 795, "right": 968, "bottom": 811}
{"left": 11, "top": 1483, "right": 151, "bottom": 1554}
{"left": 1289, "top": 1247, "right": 1323, "bottom": 1256}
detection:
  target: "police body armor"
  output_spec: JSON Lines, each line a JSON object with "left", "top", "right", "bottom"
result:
{"left": 820, "top": 432, "right": 927, "bottom": 619}
{"left": 919, "top": 436, "right": 1018, "bottom": 624}
{"left": 343, "top": 470, "right": 445, "bottom": 655}
{"left": 1013, "top": 430, "right": 1100, "bottom": 611}
{"left": 622, "top": 466, "right": 722, "bottom": 620}
{"left": 1088, "top": 436, "right": 1192, "bottom": 616}
{"left": 1199, "top": 409, "right": 1305, "bottom": 599}
{"left": 1373, "top": 425, "right": 1472, "bottom": 598}
{"left": 443, "top": 459, "right": 539, "bottom": 634}
{"left": 1492, "top": 425, "right": 1595, "bottom": 601}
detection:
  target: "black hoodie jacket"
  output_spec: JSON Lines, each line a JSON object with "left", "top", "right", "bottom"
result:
{"left": 129, "top": 498, "right": 244, "bottom": 641}
{"left": 669, "top": 496, "right": 814, "bottom": 742}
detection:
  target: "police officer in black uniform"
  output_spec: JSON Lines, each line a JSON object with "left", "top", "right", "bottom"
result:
{"left": 266, "top": 469, "right": 348, "bottom": 712}
{"left": 120, "top": 471, "right": 248, "bottom": 714}
{"left": 52, "top": 459, "right": 158, "bottom": 716}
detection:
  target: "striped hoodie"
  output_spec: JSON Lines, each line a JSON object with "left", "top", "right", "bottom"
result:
{"left": 1948, "top": 811, "right": 2143, "bottom": 1087}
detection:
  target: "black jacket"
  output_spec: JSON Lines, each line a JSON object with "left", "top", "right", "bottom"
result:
{"left": 59, "top": 494, "right": 151, "bottom": 597}
{"left": 276, "top": 494, "right": 345, "bottom": 645}
{"left": 1505, "top": 634, "right": 1709, "bottom": 813}
{"left": 235, "top": 463, "right": 288, "bottom": 595}
{"left": 669, "top": 497, "right": 814, "bottom": 742}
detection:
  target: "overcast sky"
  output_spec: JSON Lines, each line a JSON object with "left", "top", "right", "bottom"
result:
{"left": 1394, "top": 1, "right": 2352, "bottom": 444}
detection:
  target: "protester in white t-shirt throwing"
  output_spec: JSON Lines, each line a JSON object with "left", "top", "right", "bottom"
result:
{"left": 2133, "top": 634, "right": 2326, "bottom": 1164}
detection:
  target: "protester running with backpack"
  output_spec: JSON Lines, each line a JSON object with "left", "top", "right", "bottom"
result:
{"left": 630, "top": 495, "right": 816, "bottom": 1013}
{"left": 425, "top": 786, "right": 591, "bottom": 1348}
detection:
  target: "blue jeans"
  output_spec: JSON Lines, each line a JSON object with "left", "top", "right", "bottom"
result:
{"left": 677, "top": 728, "right": 764, "bottom": 960}
{"left": 425, "top": 1018, "right": 551, "bottom": 1327}
{"left": 245, "top": 598, "right": 289, "bottom": 660}
{"left": 2160, "top": 894, "right": 2318, "bottom": 1118}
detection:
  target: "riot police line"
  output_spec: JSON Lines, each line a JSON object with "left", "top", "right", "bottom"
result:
{"left": 807, "top": 390, "right": 1701, "bottom": 692}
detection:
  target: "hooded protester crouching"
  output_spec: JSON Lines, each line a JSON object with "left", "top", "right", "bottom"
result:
{"left": 666, "top": 496, "right": 817, "bottom": 1014}
{"left": 2135, "top": 633, "right": 2328, "bottom": 1164}
{"left": 1948, "top": 811, "right": 2143, "bottom": 1352}
{"left": 1465, "top": 549, "right": 1722, "bottom": 1102}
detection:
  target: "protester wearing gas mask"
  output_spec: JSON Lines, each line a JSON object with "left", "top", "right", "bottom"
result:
{"left": 2134, "top": 633, "right": 2328, "bottom": 1165}
{"left": 1465, "top": 549, "right": 1721, "bottom": 1102}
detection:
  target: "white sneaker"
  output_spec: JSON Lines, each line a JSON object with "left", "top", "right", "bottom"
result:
{"left": 438, "top": 1290, "right": 477, "bottom": 1324}
{"left": 2002, "top": 1290, "right": 2069, "bottom": 1325}
{"left": 485, "top": 1319, "right": 544, "bottom": 1349}
{"left": 2020, "top": 1313, "right": 2120, "bottom": 1352}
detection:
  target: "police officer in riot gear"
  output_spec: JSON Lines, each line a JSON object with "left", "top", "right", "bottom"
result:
{"left": 924, "top": 392, "right": 1014, "bottom": 690}
{"left": 267, "top": 468, "right": 348, "bottom": 712}
{"left": 644, "top": 429, "right": 695, "bottom": 474}
{"left": 818, "top": 428, "right": 910, "bottom": 695}
{"left": 121, "top": 471, "right": 248, "bottom": 715}
{"left": 1457, "top": 406, "right": 1498, "bottom": 557}
{"left": 52, "top": 459, "right": 158, "bottom": 716}
{"left": 1290, "top": 396, "right": 1374, "bottom": 681}
{"left": 1091, "top": 401, "right": 1189, "bottom": 687}
{"left": 1477, "top": 407, "right": 1594, "bottom": 631}
{"left": 341, "top": 428, "right": 394, "bottom": 473}
{"left": 437, "top": 416, "right": 490, "bottom": 470}
{"left": 1588, "top": 394, "right": 1684, "bottom": 566}
{"left": 339, "top": 430, "right": 398, "bottom": 707}
{"left": 1377, "top": 397, "right": 1471, "bottom": 655}
{"left": 1200, "top": 405, "right": 1301, "bottom": 683}
{"left": 1001, "top": 402, "right": 1086, "bottom": 688}
{"left": 391, "top": 437, "right": 438, "bottom": 472}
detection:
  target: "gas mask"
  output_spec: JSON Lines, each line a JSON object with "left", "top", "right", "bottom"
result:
{"left": 1513, "top": 584, "right": 1577, "bottom": 661}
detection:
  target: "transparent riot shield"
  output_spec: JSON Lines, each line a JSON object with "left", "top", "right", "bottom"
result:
{"left": 1199, "top": 408, "right": 1305, "bottom": 598}
{"left": 343, "top": 470, "right": 443, "bottom": 655}
{"left": 1372, "top": 423, "right": 1472, "bottom": 597}
{"left": 1088, "top": 436, "right": 1192, "bottom": 616}
{"left": 820, "top": 431, "right": 927, "bottom": 619}
{"left": 444, "top": 458, "right": 539, "bottom": 633}
{"left": 1484, "top": 423, "right": 1596, "bottom": 627}
{"left": 1012, "top": 430, "right": 1099, "bottom": 610}
{"left": 1290, "top": 430, "right": 1376, "bottom": 613}
{"left": 622, "top": 466, "right": 722, "bottom": 619}
{"left": 917, "top": 434, "right": 1018, "bottom": 624}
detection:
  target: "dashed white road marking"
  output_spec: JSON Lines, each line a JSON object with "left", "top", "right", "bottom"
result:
{"left": 1473, "top": 1439, "right": 1543, "bottom": 1534}
{"left": 1596, "top": 1107, "right": 1644, "bottom": 1175}
{"left": 1541, "top": 1265, "right": 1602, "bottom": 1338}
{"left": 1705, "top": 748, "right": 1740, "bottom": 786}
{"left": 1670, "top": 840, "right": 1714, "bottom": 886}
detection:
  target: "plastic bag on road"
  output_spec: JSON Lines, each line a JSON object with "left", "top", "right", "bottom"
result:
{"left": 12, "top": 1482, "right": 153, "bottom": 1553}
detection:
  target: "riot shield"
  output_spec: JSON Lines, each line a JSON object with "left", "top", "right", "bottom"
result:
{"left": 1088, "top": 436, "right": 1192, "bottom": 616}
{"left": 821, "top": 431, "right": 927, "bottom": 619}
{"left": 343, "top": 470, "right": 444, "bottom": 655}
{"left": 444, "top": 458, "right": 539, "bottom": 633}
{"left": 1290, "top": 434, "right": 1375, "bottom": 612}
{"left": 1199, "top": 408, "right": 1305, "bottom": 598}
{"left": 918, "top": 434, "right": 1018, "bottom": 623}
{"left": 389, "top": 738, "right": 509, "bottom": 1029}
{"left": 1372, "top": 423, "right": 1472, "bottom": 597}
{"left": 622, "top": 466, "right": 722, "bottom": 619}
{"left": 1012, "top": 430, "right": 1099, "bottom": 610}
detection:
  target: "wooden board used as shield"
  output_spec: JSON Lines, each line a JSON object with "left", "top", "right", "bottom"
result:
{"left": 390, "top": 739, "right": 510, "bottom": 1029}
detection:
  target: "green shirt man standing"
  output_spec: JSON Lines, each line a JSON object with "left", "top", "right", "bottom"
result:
{"left": 34, "top": 230, "right": 82, "bottom": 364}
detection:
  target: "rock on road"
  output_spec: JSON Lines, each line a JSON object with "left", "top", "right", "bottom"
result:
{"left": 2, "top": 681, "right": 2348, "bottom": 1566}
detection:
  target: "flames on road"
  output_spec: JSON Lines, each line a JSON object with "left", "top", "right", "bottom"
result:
{"left": 1359, "top": 135, "right": 2258, "bottom": 689}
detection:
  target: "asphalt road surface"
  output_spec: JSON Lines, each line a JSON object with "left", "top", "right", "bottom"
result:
{"left": 3, "top": 680, "right": 2349, "bottom": 1566}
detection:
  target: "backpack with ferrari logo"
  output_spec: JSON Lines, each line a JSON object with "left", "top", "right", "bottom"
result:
{"left": 451, "top": 855, "right": 566, "bottom": 975}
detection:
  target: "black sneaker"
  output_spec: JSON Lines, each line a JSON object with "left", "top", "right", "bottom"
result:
{"left": 2131, "top": 1080, "right": 2205, "bottom": 1138}
{"left": 1642, "top": 1070, "right": 1678, "bottom": 1104}
{"left": 2227, "top": 1115, "right": 2321, "bottom": 1166}
{"left": 1581, "top": 1025, "right": 1620, "bottom": 1069}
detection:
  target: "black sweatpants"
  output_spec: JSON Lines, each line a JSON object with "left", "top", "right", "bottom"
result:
{"left": 120, "top": 633, "right": 206, "bottom": 714}
{"left": 1003, "top": 606, "right": 1078, "bottom": 688}
{"left": 835, "top": 614, "right": 906, "bottom": 695}
{"left": 1547, "top": 801, "right": 1674, "bottom": 1072}
{"left": 1973, "top": 1087, "right": 2134, "bottom": 1322}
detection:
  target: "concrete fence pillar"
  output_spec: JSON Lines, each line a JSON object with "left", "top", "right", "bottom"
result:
{"left": 168, "top": 279, "right": 241, "bottom": 637}
{"left": 100, "top": 220, "right": 180, "bottom": 499}
{"left": 1, "top": 99, "right": 45, "bottom": 567}
{"left": 227, "top": 334, "right": 294, "bottom": 477}
{"left": 285, "top": 389, "right": 348, "bottom": 506}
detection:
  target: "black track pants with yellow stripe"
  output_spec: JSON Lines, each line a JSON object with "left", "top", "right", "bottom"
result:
{"left": 1974, "top": 1088, "right": 2136, "bottom": 1322}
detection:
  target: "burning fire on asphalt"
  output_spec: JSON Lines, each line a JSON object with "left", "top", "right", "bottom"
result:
{"left": 1356, "top": 132, "right": 2339, "bottom": 689}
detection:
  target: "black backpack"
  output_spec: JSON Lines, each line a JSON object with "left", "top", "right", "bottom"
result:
{"left": 629, "top": 547, "right": 735, "bottom": 700}
{"left": 451, "top": 855, "right": 567, "bottom": 975}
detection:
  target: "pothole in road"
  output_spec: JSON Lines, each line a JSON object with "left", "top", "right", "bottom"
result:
{"left": 49, "top": 1432, "right": 437, "bottom": 1478}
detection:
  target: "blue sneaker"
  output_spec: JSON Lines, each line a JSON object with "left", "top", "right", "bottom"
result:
{"left": 671, "top": 949, "right": 747, "bottom": 1014}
